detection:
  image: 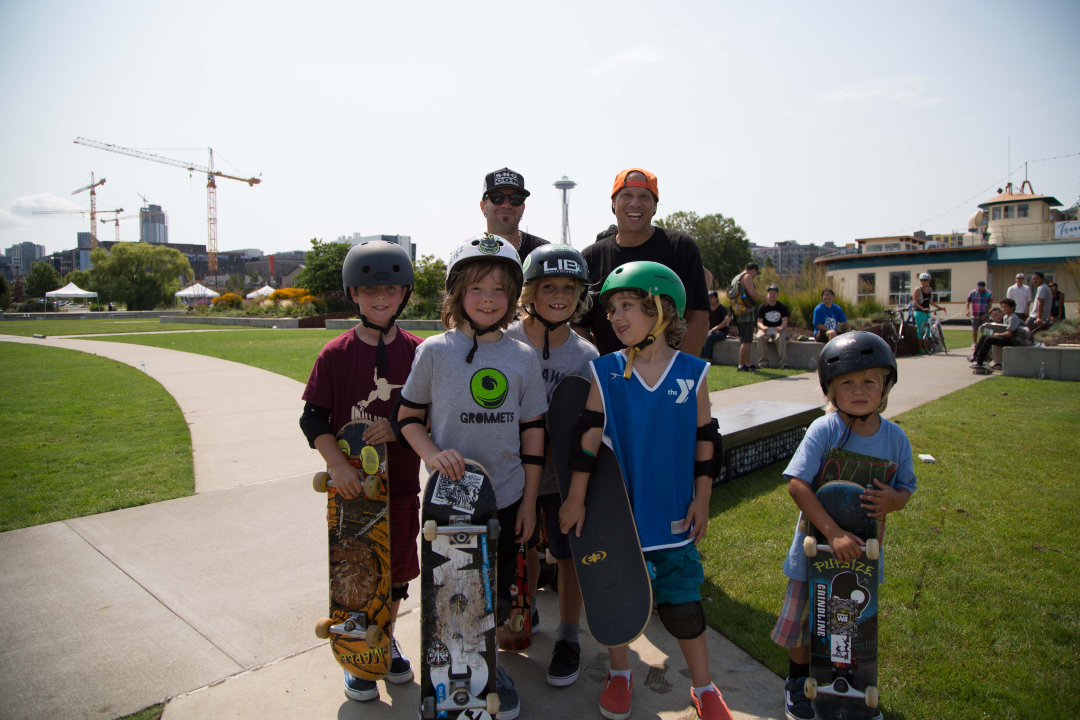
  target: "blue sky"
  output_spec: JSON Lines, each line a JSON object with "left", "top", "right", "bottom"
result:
{"left": 2, "top": 0, "right": 1078, "bottom": 263}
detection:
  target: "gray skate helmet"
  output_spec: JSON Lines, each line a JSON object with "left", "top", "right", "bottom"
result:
{"left": 520, "top": 244, "right": 591, "bottom": 359}
{"left": 341, "top": 240, "right": 414, "bottom": 375}
{"left": 817, "top": 331, "right": 898, "bottom": 395}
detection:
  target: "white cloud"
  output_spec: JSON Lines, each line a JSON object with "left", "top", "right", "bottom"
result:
{"left": 817, "top": 75, "right": 944, "bottom": 107}
{"left": 0, "top": 209, "right": 31, "bottom": 228}
{"left": 10, "top": 193, "right": 74, "bottom": 215}
{"left": 589, "top": 46, "right": 665, "bottom": 78}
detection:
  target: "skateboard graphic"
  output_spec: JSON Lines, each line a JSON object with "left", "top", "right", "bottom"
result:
{"left": 547, "top": 375, "right": 653, "bottom": 648}
{"left": 804, "top": 468, "right": 885, "bottom": 719}
{"left": 312, "top": 420, "right": 391, "bottom": 679}
{"left": 498, "top": 542, "right": 532, "bottom": 651}
{"left": 420, "top": 460, "right": 501, "bottom": 719}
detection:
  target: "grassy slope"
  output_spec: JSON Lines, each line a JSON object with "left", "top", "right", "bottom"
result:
{"left": 0, "top": 318, "right": 252, "bottom": 337}
{"left": 0, "top": 343, "right": 194, "bottom": 532}
{"left": 698, "top": 376, "right": 1080, "bottom": 719}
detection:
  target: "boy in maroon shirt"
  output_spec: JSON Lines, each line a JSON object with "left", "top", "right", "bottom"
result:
{"left": 299, "top": 240, "right": 422, "bottom": 703}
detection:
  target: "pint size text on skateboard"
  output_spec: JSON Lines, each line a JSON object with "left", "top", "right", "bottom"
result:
{"left": 810, "top": 557, "right": 876, "bottom": 577}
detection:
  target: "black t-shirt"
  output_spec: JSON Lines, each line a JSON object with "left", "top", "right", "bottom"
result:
{"left": 708, "top": 304, "right": 728, "bottom": 329}
{"left": 757, "top": 301, "right": 790, "bottom": 328}
{"left": 516, "top": 232, "right": 549, "bottom": 262}
{"left": 576, "top": 226, "right": 710, "bottom": 355}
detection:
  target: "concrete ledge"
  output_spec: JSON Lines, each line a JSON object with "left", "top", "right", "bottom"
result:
{"left": 2, "top": 310, "right": 185, "bottom": 321}
{"left": 1003, "top": 345, "right": 1080, "bottom": 381}
{"left": 325, "top": 318, "right": 445, "bottom": 331}
{"left": 711, "top": 338, "right": 823, "bottom": 370}
{"left": 160, "top": 316, "right": 301, "bottom": 328}
{"left": 711, "top": 400, "right": 824, "bottom": 483}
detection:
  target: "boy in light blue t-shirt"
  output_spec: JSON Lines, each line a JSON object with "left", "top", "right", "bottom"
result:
{"left": 770, "top": 332, "right": 916, "bottom": 720}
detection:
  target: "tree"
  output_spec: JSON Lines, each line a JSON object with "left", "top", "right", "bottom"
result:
{"left": 65, "top": 269, "right": 92, "bottom": 290}
{"left": 0, "top": 274, "right": 10, "bottom": 311}
{"left": 10, "top": 279, "right": 26, "bottom": 304}
{"left": 88, "top": 242, "right": 193, "bottom": 311}
{"left": 655, "top": 211, "right": 752, "bottom": 287}
{"left": 226, "top": 274, "right": 245, "bottom": 294}
{"left": 248, "top": 270, "right": 260, "bottom": 285}
{"left": 403, "top": 254, "right": 447, "bottom": 319}
{"left": 293, "top": 238, "right": 349, "bottom": 296}
{"left": 24, "top": 261, "right": 61, "bottom": 299}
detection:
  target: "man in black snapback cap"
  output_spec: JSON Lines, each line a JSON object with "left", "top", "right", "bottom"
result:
{"left": 480, "top": 167, "right": 549, "bottom": 261}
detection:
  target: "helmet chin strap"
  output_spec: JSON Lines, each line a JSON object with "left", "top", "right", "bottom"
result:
{"left": 462, "top": 311, "right": 499, "bottom": 364}
{"left": 355, "top": 287, "right": 413, "bottom": 377}
{"left": 623, "top": 295, "right": 669, "bottom": 379}
{"left": 523, "top": 304, "right": 563, "bottom": 360}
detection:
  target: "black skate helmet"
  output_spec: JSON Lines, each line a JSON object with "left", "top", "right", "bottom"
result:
{"left": 817, "top": 331, "right": 898, "bottom": 395}
{"left": 341, "top": 240, "right": 414, "bottom": 375}
{"left": 520, "top": 244, "right": 590, "bottom": 360}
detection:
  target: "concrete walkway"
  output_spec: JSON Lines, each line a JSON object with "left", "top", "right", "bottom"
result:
{"left": 0, "top": 335, "right": 988, "bottom": 720}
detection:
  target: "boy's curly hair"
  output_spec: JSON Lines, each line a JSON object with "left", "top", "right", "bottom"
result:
{"left": 823, "top": 366, "right": 892, "bottom": 415}
{"left": 441, "top": 260, "right": 521, "bottom": 330}
{"left": 605, "top": 288, "right": 686, "bottom": 348}
{"left": 519, "top": 277, "right": 592, "bottom": 324}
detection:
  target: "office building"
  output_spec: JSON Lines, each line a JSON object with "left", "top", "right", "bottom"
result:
{"left": 140, "top": 204, "right": 169, "bottom": 245}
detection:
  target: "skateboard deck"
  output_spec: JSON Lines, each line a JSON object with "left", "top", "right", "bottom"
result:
{"left": 498, "top": 542, "right": 531, "bottom": 651}
{"left": 804, "top": 470, "right": 884, "bottom": 719}
{"left": 548, "top": 375, "right": 652, "bottom": 648}
{"left": 312, "top": 420, "right": 391, "bottom": 680}
{"left": 420, "top": 460, "right": 501, "bottom": 719}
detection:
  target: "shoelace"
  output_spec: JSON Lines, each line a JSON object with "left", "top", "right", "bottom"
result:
{"left": 552, "top": 641, "right": 579, "bottom": 663}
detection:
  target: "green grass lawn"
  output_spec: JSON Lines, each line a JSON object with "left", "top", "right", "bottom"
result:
{"left": 0, "top": 318, "right": 252, "bottom": 337}
{"left": 0, "top": 343, "right": 194, "bottom": 532}
{"left": 707, "top": 363, "right": 807, "bottom": 391}
{"left": 698, "top": 376, "right": 1080, "bottom": 719}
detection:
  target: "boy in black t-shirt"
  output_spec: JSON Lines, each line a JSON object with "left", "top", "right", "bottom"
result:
{"left": 755, "top": 285, "right": 790, "bottom": 368}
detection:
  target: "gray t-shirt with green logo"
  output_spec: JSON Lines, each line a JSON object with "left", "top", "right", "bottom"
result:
{"left": 504, "top": 320, "right": 599, "bottom": 496}
{"left": 402, "top": 329, "right": 548, "bottom": 509}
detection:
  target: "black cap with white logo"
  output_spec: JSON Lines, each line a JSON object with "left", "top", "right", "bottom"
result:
{"left": 483, "top": 167, "right": 530, "bottom": 198}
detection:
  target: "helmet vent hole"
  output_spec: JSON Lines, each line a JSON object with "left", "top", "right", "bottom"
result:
{"left": 362, "top": 266, "right": 371, "bottom": 273}
{"left": 471, "top": 240, "right": 480, "bottom": 246}
{"left": 392, "top": 265, "right": 400, "bottom": 272}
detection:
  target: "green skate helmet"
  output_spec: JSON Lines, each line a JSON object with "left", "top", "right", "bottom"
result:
{"left": 599, "top": 261, "right": 686, "bottom": 377}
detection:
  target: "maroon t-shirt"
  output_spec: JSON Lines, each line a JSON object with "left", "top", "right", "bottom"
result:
{"left": 302, "top": 327, "right": 423, "bottom": 500}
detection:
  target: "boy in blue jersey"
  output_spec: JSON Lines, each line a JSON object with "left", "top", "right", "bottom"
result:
{"left": 559, "top": 261, "right": 731, "bottom": 720}
{"left": 770, "top": 332, "right": 916, "bottom": 720}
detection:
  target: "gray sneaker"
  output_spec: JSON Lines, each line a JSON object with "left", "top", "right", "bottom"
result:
{"left": 495, "top": 665, "right": 520, "bottom": 720}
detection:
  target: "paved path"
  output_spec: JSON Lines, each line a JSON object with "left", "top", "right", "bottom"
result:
{"left": 0, "top": 335, "right": 987, "bottom": 720}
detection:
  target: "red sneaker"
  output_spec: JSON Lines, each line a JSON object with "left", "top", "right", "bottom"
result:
{"left": 691, "top": 684, "right": 733, "bottom": 720}
{"left": 599, "top": 672, "right": 633, "bottom": 720}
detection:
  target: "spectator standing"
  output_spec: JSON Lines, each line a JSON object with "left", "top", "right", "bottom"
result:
{"left": 701, "top": 290, "right": 731, "bottom": 361}
{"left": 730, "top": 262, "right": 766, "bottom": 371}
{"left": 911, "top": 272, "right": 947, "bottom": 345}
{"left": 812, "top": 288, "right": 849, "bottom": 343}
{"left": 1049, "top": 282, "right": 1066, "bottom": 321}
{"left": 1006, "top": 274, "right": 1032, "bottom": 321}
{"left": 965, "top": 280, "right": 993, "bottom": 347}
{"left": 971, "top": 299, "right": 1022, "bottom": 370}
{"left": 755, "top": 285, "right": 790, "bottom": 369}
{"left": 574, "top": 168, "right": 710, "bottom": 356}
{"left": 480, "top": 167, "right": 549, "bottom": 260}
{"left": 1027, "top": 272, "right": 1053, "bottom": 332}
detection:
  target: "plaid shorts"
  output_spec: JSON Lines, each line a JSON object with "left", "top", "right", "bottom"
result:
{"left": 770, "top": 578, "right": 811, "bottom": 648}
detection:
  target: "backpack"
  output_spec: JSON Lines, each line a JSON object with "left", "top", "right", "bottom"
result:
{"left": 727, "top": 272, "right": 754, "bottom": 310}
{"left": 726, "top": 272, "right": 744, "bottom": 300}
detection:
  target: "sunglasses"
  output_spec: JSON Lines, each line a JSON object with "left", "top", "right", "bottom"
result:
{"left": 486, "top": 192, "right": 526, "bottom": 207}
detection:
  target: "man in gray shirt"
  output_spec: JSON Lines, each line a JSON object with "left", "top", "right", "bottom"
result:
{"left": 1027, "top": 272, "right": 1053, "bottom": 332}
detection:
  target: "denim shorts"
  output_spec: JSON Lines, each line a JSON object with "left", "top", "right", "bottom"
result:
{"left": 643, "top": 543, "right": 704, "bottom": 605}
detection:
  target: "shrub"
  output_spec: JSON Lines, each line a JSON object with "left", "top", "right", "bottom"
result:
{"left": 211, "top": 293, "right": 243, "bottom": 310}
{"left": 270, "top": 287, "right": 309, "bottom": 303}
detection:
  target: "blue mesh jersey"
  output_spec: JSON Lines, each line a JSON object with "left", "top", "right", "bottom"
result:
{"left": 591, "top": 351, "right": 711, "bottom": 551}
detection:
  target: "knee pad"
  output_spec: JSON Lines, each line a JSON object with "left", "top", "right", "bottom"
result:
{"left": 657, "top": 601, "right": 705, "bottom": 640}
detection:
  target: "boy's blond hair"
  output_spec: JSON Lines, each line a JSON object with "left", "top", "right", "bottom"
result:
{"left": 823, "top": 366, "right": 892, "bottom": 415}
{"left": 441, "top": 260, "right": 521, "bottom": 330}
{"left": 605, "top": 289, "right": 687, "bottom": 349}
{"left": 519, "top": 277, "right": 592, "bottom": 324}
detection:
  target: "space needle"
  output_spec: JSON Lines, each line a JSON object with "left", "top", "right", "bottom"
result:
{"left": 553, "top": 175, "right": 577, "bottom": 246}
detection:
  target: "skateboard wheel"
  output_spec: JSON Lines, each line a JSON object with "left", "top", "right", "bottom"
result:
{"left": 866, "top": 538, "right": 880, "bottom": 561}
{"left": 804, "top": 678, "right": 817, "bottom": 699}
{"left": 423, "top": 520, "right": 438, "bottom": 542}
{"left": 314, "top": 617, "right": 333, "bottom": 639}
{"left": 360, "top": 445, "right": 380, "bottom": 475}
{"left": 365, "top": 623, "right": 384, "bottom": 648}
{"left": 313, "top": 472, "right": 331, "bottom": 493}
{"left": 865, "top": 686, "right": 879, "bottom": 708}
{"left": 422, "top": 696, "right": 435, "bottom": 718}
{"left": 803, "top": 535, "right": 817, "bottom": 557}
{"left": 487, "top": 692, "right": 500, "bottom": 715}
{"left": 509, "top": 613, "right": 525, "bottom": 632}
{"left": 363, "top": 474, "right": 381, "bottom": 498}
{"left": 488, "top": 518, "right": 500, "bottom": 541}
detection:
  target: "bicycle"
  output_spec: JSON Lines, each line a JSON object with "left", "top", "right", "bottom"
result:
{"left": 918, "top": 308, "right": 948, "bottom": 355}
{"left": 880, "top": 307, "right": 904, "bottom": 355}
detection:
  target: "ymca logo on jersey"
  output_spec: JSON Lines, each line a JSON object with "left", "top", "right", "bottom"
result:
{"left": 667, "top": 378, "right": 695, "bottom": 404}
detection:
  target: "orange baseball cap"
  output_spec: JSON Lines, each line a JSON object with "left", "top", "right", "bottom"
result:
{"left": 611, "top": 168, "right": 658, "bottom": 200}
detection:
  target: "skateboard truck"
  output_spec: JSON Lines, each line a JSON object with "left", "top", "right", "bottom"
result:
{"left": 803, "top": 536, "right": 880, "bottom": 560}
{"left": 804, "top": 675, "right": 879, "bottom": 708}
{"left": 422, "top": 519, "right": 500, "bottom": 543}
{"left": 314, "top": 611, "right": 385, "bottom": 647}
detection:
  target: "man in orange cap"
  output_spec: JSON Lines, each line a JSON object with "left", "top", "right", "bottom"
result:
{"left": 574, "top": 168, "right": 710, "bottom": 356}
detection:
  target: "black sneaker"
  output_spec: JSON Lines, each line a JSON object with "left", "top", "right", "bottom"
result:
{"left": 343, "top": 670, "right": 378, "bottom": 702}
{"left": 737, "top": 365, "right": 748, "bottom": 372}
{"left": 546, "top": 639, "right": 581, "bottom": 687}
{"left": 387, "top": 636, "right": 413, "bottom": 684}
{"left": 784, "top": 676, "right": 814, "bottom": 720}
{"left": 495, "top": 666, "right": 520, "bottom": 719}
{"left": 531, "top": 606, "right": 540, "bottom": 631}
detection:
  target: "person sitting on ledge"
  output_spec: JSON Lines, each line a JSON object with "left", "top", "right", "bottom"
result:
{"left": 812, "top": 288, "right": 848, "bottom": 343}
{"left": 971, "top": 298, "right": 1020, "bottom": 370}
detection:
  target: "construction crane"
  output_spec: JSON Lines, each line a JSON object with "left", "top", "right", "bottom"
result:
{"left": 33, "top": 204, "right": 123, "bottom": 246}
{"left": 74, "top": 138, "right": 261, "bottom": 273}
{"left": 68, "top": 173, "right": 106, "bottom": 248}
{"left": 101, "top": 209, "right": 166, "bottom": 243}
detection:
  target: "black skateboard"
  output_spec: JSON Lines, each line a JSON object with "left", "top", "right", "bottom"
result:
{"left": 804, "top": 476, "right": 883, "bottom": 719}
{"left": 547, "top": 375, "right": 652, "bottom": 648}
{"left": 419, "top": 460, "right": 501, "bottom": 719}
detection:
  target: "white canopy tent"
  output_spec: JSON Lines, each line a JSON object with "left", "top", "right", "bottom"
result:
{"left": 175, "top": 283, "right": 220, "bottom": 304}
{"left": 246, "top": 285, "right": 274, "bottom": 299}
{"left": 45, "top": 282, "right": 98, "bottom": 306}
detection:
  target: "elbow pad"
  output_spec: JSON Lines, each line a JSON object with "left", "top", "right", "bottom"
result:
{"left": 390, "top": 393, "right": 428, "bottom": 452}
{"left": 695, "top": 418, "right": 724, "bottom": 482}
{"left": 299, "top": 402, "right": 334, "bottom": 448}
